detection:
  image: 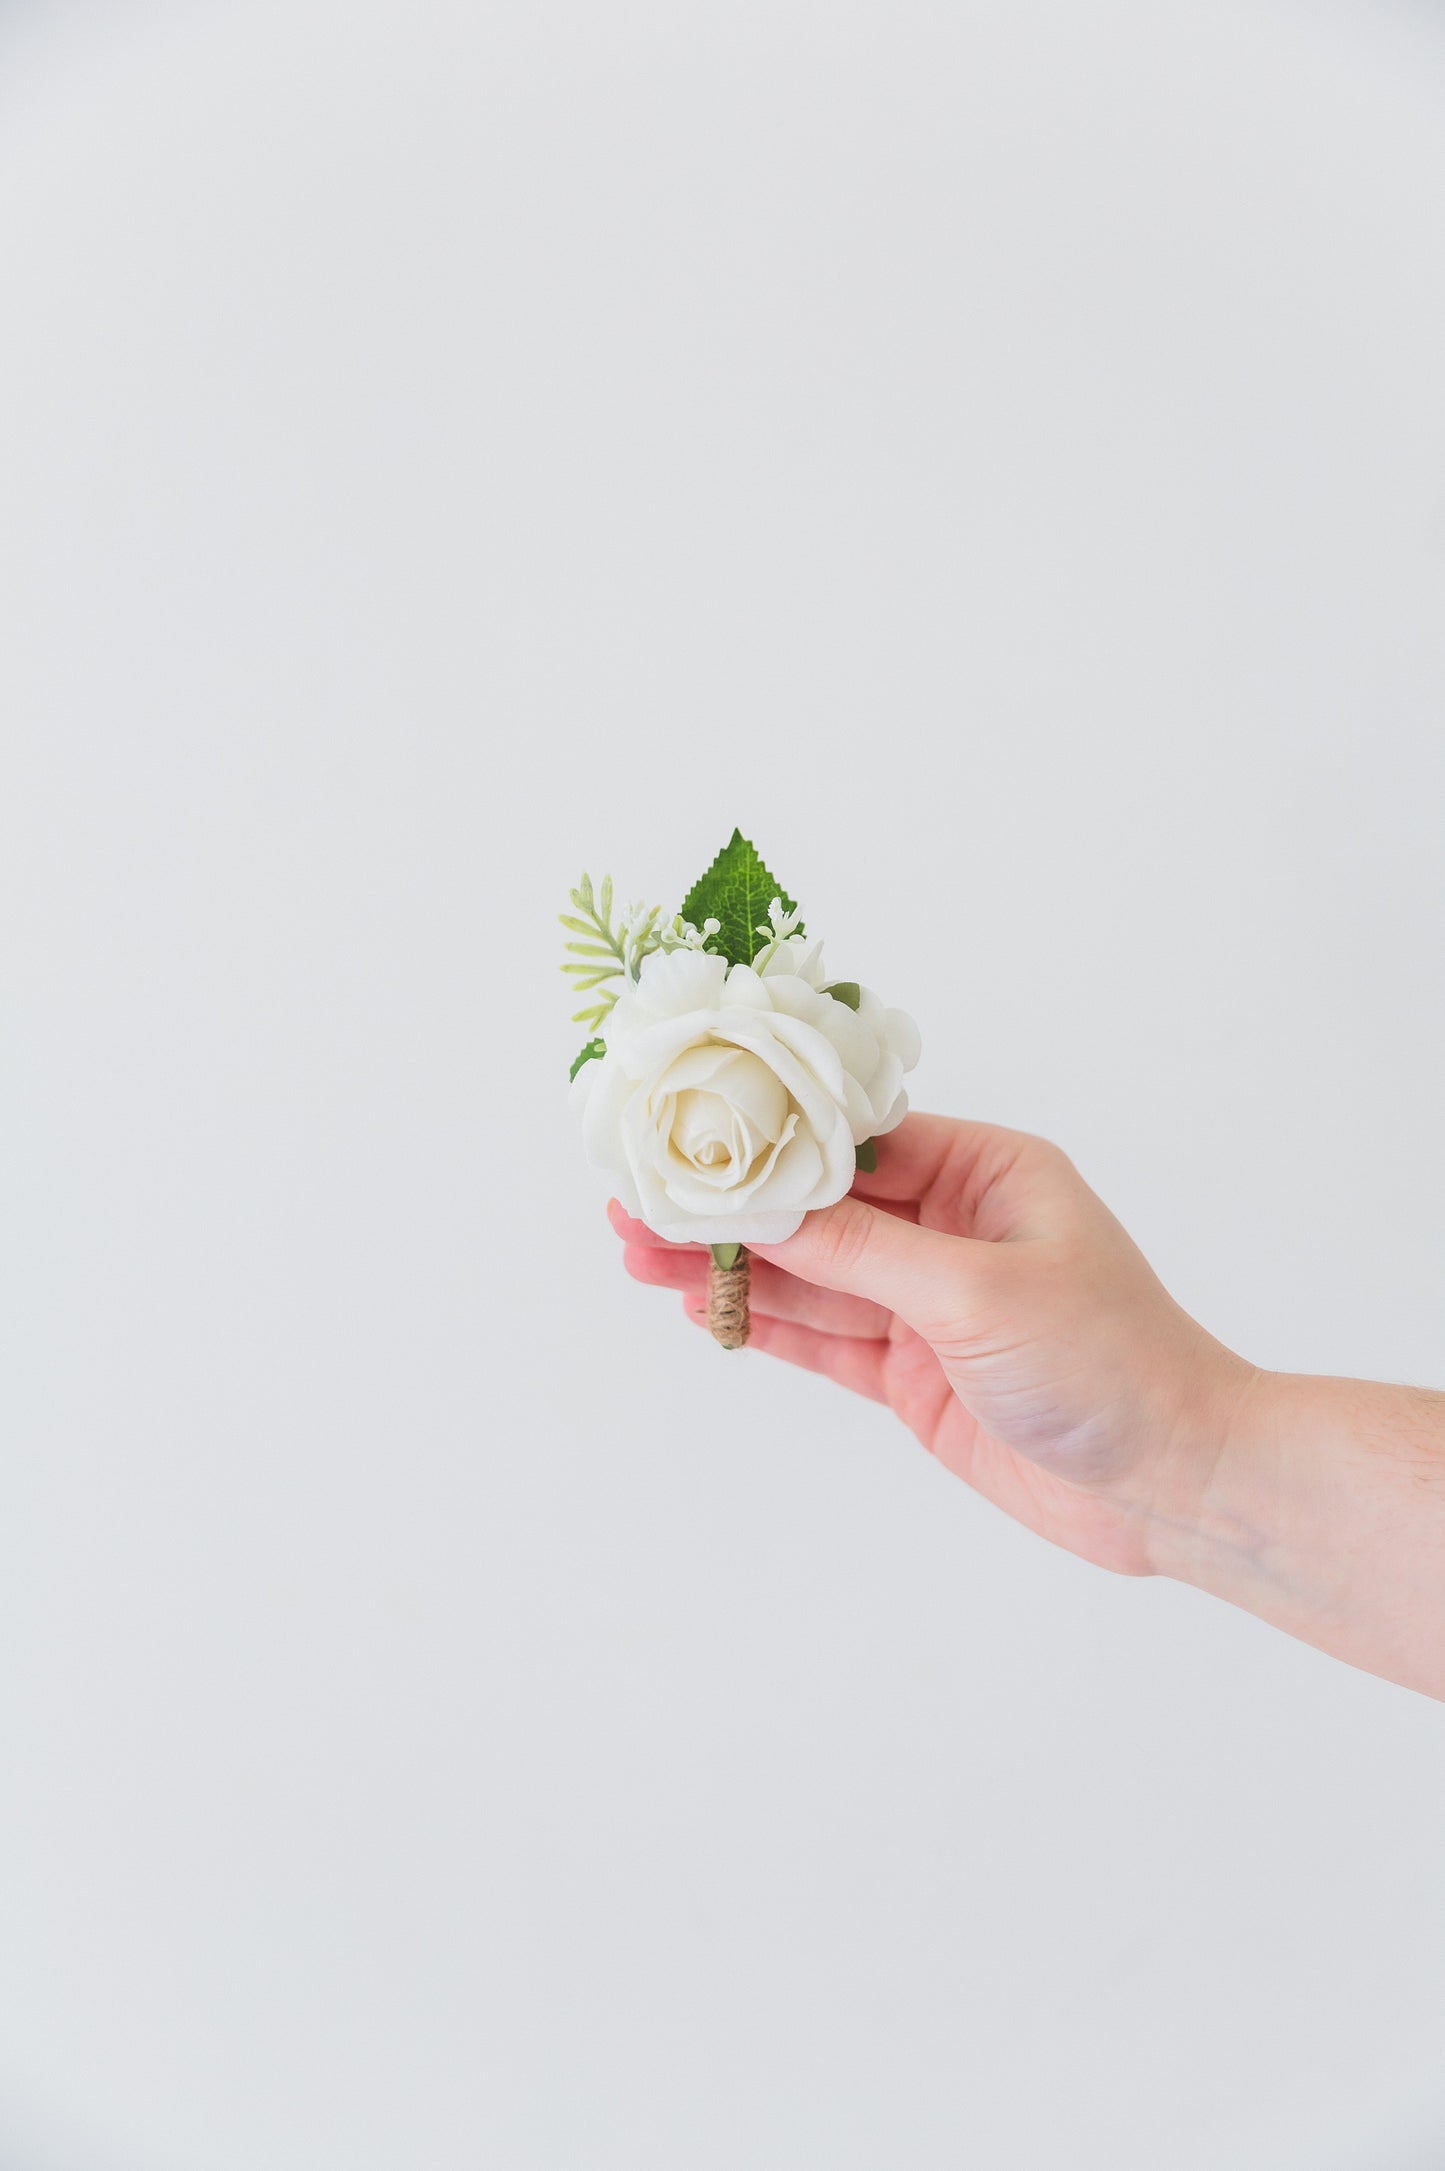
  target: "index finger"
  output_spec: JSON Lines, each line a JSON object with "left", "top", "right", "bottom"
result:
{"left": 848, "top": 1112, "right": 982, "bottom": 1203}
{"left": 606, "top": 1199, "right": 705, "bottom": 1252}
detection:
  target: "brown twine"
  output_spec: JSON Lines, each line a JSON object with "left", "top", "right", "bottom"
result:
{"left": 707, "top": 1248, "right": 751, "bottom": 1349}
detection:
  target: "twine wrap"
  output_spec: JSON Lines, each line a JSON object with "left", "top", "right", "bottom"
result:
{"left": 706, "top": 1247, "right": 751, "bottom": 1349}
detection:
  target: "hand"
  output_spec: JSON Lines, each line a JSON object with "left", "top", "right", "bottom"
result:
{"left": 610, "top": 1112, "right": 1254, "bottom": 1577}
{"left": 611, "top": 1110, "right": 1445, "bottom": 1697}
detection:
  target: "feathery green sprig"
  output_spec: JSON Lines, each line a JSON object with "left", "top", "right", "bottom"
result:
{"left": 559, "top": 872, "right": 643, "bottom": 1032}
{"left": 560, "top": 836, "right": 797, "bottom": 1079}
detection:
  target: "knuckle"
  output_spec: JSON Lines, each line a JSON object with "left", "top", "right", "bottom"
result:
{"left": 1015, "top": 1133, "right": 1083, "bottom": 1196}
{"left": 813, "top": 1196, "right": 876, "bottom": 1278}
{"left": 1046, "top": 1149, "right": 1081, "bottom": 1191}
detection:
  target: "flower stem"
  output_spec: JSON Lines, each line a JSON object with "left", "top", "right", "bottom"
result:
{"left": 706, "top": 1245, "right": 750, "bottom": 1350}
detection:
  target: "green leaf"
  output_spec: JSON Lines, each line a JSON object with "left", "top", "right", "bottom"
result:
{"left": 855, "top": 1137, "right": 877, "bottom": 1174}
{"left": 680, "top": 829, "right": 801, "bottom": 967}
{"left": 710, "top": 1242, "right": 741, "bottom": 1270}
{"left": 824, "top": 981, "right": 860, "bottom": 1010}
{"left": 569, "top": 1037, "right": 606, "bottom": 1083}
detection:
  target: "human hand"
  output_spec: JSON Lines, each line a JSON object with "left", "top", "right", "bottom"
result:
{"left": 610, "top": 1112, "right": 1254, "bottom": 1577}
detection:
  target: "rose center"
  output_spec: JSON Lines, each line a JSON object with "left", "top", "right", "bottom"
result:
{"left": 660, "top": 1050, "right": 791, "bottom": 1189}
{"left": 671, "top": 1087, "right": 748, "bottom": 1173}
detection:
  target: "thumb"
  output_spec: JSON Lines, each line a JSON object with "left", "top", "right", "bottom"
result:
{"left": 750, "top": 1193, "right": 986, "bottom": 1343}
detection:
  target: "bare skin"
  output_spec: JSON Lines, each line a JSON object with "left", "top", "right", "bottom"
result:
{"left": 610, "top": 1112, "right": 1445, "bottom": 1701}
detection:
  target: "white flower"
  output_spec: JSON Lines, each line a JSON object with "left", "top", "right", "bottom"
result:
{"left": 616, "top": 901, "right": 663, "bottom": 981}
{"left": 572, "top": 942, "right": 921, "bottom": 1245}
{"left": 656, "top": 913, "right": 722, "bottom": 953}
{"left": 749, "top": 896, "right": 809, "bottom": 976}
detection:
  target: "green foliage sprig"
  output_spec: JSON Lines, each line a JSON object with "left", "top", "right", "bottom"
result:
{"left": 680, "top": 829, "right": 800, "bottom": 968}
{"left": 563, "top": 832, "right": 824, "bottom": 1080}
{"left": 569, "top": 1036, "right": 606, "bottom": 1083}
{"left": 559, "top": 874, "right": 655, "bottom": 1036}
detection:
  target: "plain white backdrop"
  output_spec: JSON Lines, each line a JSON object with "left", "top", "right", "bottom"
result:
{"left": 2, "top": 1, "right": 1444, "bottom": 2165}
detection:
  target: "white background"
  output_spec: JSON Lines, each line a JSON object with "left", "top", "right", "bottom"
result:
{"left": 2, "top": 2, "right": 1444, "bottom": 2165}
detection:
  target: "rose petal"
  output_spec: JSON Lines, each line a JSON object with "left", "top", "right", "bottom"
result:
{"left": 574, "top": 936, "right": 919, "bottom": 1247}
{"left": 701, "top": 1049, "right": 790, "bottom": 1142}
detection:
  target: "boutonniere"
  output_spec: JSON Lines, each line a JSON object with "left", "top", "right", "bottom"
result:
{"left": 562, "top": 830, "right": 920, "bottom": 1348}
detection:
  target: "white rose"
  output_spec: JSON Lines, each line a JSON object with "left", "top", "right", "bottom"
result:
{"left": 572, "top": 944, "right": 921, "bottom": 1245}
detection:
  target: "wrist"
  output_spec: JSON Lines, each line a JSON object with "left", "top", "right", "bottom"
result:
{"left": 1141, "top": 1363, "right": 1445, "bottom": 1698}
{"left": 1141, "top": 1349, "right": 1281, "bottom": 1586}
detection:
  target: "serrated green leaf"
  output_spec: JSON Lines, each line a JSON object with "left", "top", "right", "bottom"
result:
{"left": 855, "top": 1137, "right": 877, "bottom": 1174}
{"left": 569, "top": 1037, "right": 606, "bottom": 1082}
{"left": 824, "top": 981, "right": 860, "bottom": 1010}
{"left": 710, "top": 1242, "right": 742, "bottom": 1270}
{"left": 680, "top": 830, "right": 801, "bottom": 966}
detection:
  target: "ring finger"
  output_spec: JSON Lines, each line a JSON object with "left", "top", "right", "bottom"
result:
{"left": 622, "top": 1240, "right": 894, "bottom": 1339}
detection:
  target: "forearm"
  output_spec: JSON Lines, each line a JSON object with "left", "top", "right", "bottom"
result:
{"left": 1150, "top": 1370, "right": 1445, "bottom": 1700}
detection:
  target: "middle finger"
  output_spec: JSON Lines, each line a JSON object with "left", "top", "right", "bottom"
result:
{"left": 622, "top": 1242, "right": 894, "bottom": 1339}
